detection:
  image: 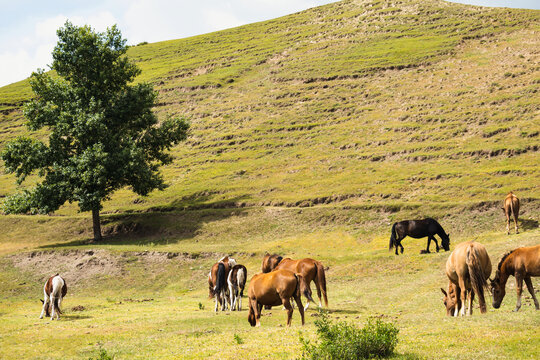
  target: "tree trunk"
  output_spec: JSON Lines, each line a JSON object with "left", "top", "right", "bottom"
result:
{"left": 92, "top": 208, "right": 102, "bottom": 241}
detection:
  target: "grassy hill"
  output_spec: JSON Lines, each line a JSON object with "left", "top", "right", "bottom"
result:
{"left": 0, "top": 0, "right": 539, "bottom": 359}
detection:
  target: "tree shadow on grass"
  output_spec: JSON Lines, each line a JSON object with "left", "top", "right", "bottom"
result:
{"left": 520, "top": 218, "right": 539, "bottom": 231}
{"left": 40, "top": 193, "right": 250, "bottom": 248}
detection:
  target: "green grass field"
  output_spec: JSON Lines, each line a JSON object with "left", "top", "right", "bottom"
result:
{"left": 0, "top": 0, "right": 539, "bottom": 358}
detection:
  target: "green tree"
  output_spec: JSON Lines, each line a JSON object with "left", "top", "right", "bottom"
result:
{"left": 1, "top": 22, "right": 189, "bottom": 241}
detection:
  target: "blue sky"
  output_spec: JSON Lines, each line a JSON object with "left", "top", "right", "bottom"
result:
{"left": 0, "top": 0, "right": 538, "bottom": 87}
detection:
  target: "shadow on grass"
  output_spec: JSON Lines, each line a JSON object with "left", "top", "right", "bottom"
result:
{"left": 520, "top": 218, "right": 539, "bottom": 231}
{"left": 326, "top": 308, "right": 362, "bottom": 314}
{"left": 39, "top": 193, "right": 250, "bottom": 249}
{"left": 61, "top": 314, "right": 92, "bottom": 321}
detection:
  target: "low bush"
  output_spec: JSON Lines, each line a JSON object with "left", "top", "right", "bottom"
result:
{"left": 299, "top": 311, "right": 399, "bottom": 359}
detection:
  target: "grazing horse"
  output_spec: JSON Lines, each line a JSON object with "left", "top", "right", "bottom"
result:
{"left": 502, "top": 192, "right": 520, "bottom": 234}
{"left": 389, "top": 218, "right": 450, "bottom": 255}
{"left": 228, "top": 264, "right": 247, "bottom": 311}
{"left": 262, "top": 254, "right": 328, "bottom": 310}
{"left": 248, "top": 269, "right": 313, "bottom": 327}
{"left": 39, "top": 274, "right": 67, "bottom": 320}
{"left": 443, "top": 241, "right": 491, "bottom": 316}
{"left": 208, "top": 256, "right": 236, "bottom": 312}
{"left": 440, "top": 282, "right": 461, "bottom": 317}
{"left": 490, "top": 245, "right": 540, "bottom": 312}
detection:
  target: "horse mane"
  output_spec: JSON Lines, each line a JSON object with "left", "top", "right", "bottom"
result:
{"left": 497, "top": 249, "right": 517, "bottom": 271}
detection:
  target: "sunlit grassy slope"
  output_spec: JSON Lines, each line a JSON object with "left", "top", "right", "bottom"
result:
{"left": 0, "top": 0, "right": 539, "bottom": 359}
{"left": 0, "top": 0, "right": 539, "bottom": 213}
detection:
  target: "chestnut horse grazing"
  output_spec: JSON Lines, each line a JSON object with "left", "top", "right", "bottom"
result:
{"left": 389, "top": 218, "right": 450, "bottom": 255}
{"left": 248, "top": 269, "right": 313, "bottom": 327}
{"left": 208, "top": 256, "right": 236, "bottom": 312}
{"left": 262, "top": 254, "right": 328, "bottom": 309}
{"left": 490, "top": 245, "right": 540, "bottom": 312}
{"left": 40, "top": 274, "right": 67, "bottom": 320}
{"left": 443, "top": 241, "right": 491, "bottom": 316}
{"left": 502, "top": 192, "right": 520, "bottom": 234}
{"left": 228, "top": 264, "right": 247, "bottom": 311}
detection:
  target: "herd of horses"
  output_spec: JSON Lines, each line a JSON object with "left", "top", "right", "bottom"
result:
{"left": 39, "top": 192, "right": 538, "bottom": 326}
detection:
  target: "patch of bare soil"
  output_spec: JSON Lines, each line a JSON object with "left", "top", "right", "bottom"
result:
{"left": 8, "top": 250, "right": 220, "bottom": 287}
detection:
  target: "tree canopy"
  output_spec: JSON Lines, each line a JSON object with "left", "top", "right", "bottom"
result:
{"left": 1, "top": 22, "right": 189, "bottom": 240}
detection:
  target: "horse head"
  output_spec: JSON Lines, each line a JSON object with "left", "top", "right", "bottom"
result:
{"left": 228, "top": 257, "right": 237, "bottom": 268}
{"left": 440, "top": 287, "right": 457, "bottom": 316}
{"left": 442, "top": 233, "right": 450, "bottom": 251}
{"left": 489, "top": 270, "right": 504, "bottom": 309}
{"left": 261, "top": 254, "right": 282, "bottom": 273}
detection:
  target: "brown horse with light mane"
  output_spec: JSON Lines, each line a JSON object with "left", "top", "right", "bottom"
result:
{"left": 208, "top": 256, "right": 236, "bottom": 312}
{"left": 503, "top": 192, "right": 520, "bottom": 234}
{"left": 442, "top": 241, "right": 491, "bottom": 316}
{"left": 247, "top": 269, "right": 312, "bottom": 327}
{"left": 490, "top": 245, "right": 540, "bottom": 312}
{"left": 262, "top": 254, "right": 328, "bottom": 309}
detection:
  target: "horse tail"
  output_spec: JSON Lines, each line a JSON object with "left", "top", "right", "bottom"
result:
{"left": 466, "top": 244, "right": 488, "bottom": 313}
{"left": 295, "top": 273, "right": 314, "bottom": 303}
{"left": 389, "top": 223, "right": 397, "bottom": 250}
{"left": 214, "top": 263, "right": 226, "bottom": 295}
{"left": 509, "top": 196, "right": 515, "bottom": 217}
{"left": 238, "top": 266, "right": 246, "bottom": 297}
{"left": 53, "top": 296, "right": 62, "bottom": 315}
{"left": 315, "top": 261, "right": 328, "bottom": 307}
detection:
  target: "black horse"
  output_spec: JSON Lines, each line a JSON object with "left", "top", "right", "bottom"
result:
{"left": 389, "top": 218, "right": 450, "bottom": 255}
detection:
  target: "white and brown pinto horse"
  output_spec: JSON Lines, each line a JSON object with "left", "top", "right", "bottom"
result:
{"left": 442, "top": 241, "right": 491, "bottom": 316}
{"left": 490, "top": 245, "right": 540, "bottom": 312}
{"left": 502, "top": 192, "right": 520, "bottom": 234}
{"left": 228, "top": 264, "right": 247, "bottom": 311}
{"left": 39, "top": 274, "right": 67, "bottom": 320}
{"left": 248, "top": 269, "right": 313, "bottom": 327}
{"left": 262, "top": 254, "right": 328, "bottom": 310}
{"left": 208, "top": 256, "right": 236, "bottom": 312}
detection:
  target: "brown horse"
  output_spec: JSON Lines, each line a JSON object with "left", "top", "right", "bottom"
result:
{"left": 503, "top": 192, "right": 520, "bottom": 234}
{"left": 208, "top": 256, "right": 236, "bottom": 312}
{"left": 262, "top": 254, "right": 328, "bottom": 309}
{"left": 247, "top": 269, "right": 312, "bottom": 327}
{"left": 490, "top": 245, "right": 540, "bottom": 311}
{"left": 443, "top": 241, "right": 491, "bottom": 316}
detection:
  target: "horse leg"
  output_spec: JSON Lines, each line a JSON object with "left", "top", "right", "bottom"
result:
{"left": 50, "top": 295, "right": 57, "bottom": 320}
{"left": 513, "top": 212, "right": 519, "bottom": 234}
{"left": 458, "top": 279, "right": 467, "bottom": 316}
{"left": 467, "top": 290, "right": 475, "bottom": 316}
{"left": 39, "top": 292, "right": 49, "bottom": 319}
{"left": 229, "top": 283, "right": 235, "bottom": 311}
{"left": 304, "top": 282, "right": 313, "bottom": 311}
{"left": 514, "top": 274, "right": 524, "bottom": 312}
{"left": 524, "top": 276, "right": 539, "bottom": 310}
{"left": 214, "top": 292, "right": 219, "bottom": 312}
{"left": 453, "top": 285, "right": 460, "bottom": 317}
{"left": 399, "top": 236, "right": 405, "bottom": 254}
{"left": 293, "top": 294, "right": 305, "bottom": 325}
{"left": 432, "top": 236, "right": 440, "bottom": 252}
{"left": 254, "top": 300, "right": 262, "bottom": 327}
{"left": 506, "top": 213, "right": 510, "bottom": 235}
{"left": 314, "top": 279, "right": 323, "bottom": 307}
{"left": 282, "top": 297, "right": 294, "bottom": 327}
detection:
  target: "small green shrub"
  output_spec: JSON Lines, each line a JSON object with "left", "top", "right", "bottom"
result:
{"left": 234, "top": 333, "right": 244, "bottom": 344}
{"left": 299, "top": 311, "right": 399, "bottom": 359}
{"left": 198, "top": 302, "right": 205, "bottom": 310}
{"left": 88, "top": 348, "right": 114, "bottom": 360}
